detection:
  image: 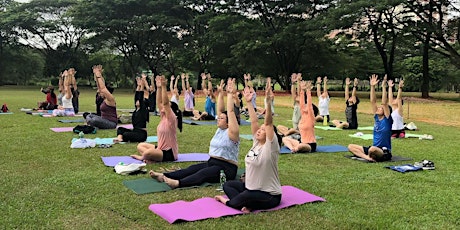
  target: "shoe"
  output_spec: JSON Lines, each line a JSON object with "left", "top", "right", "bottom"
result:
{"left": 414, "top": 160, "right": 435, "bottom": 170}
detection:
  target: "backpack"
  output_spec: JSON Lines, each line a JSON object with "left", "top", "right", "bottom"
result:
{"left": 73, "top": 125, "right": 97, "bottom": 134}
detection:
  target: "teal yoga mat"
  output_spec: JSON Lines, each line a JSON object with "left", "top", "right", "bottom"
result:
{"left": 123, "top": 169, "right": 245, "bottom": 194}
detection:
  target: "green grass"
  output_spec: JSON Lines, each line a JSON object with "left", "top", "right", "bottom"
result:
{"left": 0, "top": 86, "right": 459, "bottom": 229}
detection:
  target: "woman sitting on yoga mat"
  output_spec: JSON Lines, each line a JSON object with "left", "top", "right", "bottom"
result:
{"left": 113, "top": 75, "right": 150, "bottom": 143}
{"left": 331, "top": 77, "right": 360, "bottom": 129}
{"left": 282, "top": 78, "right": 317, "bottom": 153}
{"left": 149, "top": 78, "right": 239, "bottom": 189}
{"left": 52, "top": 70, "right": 75, "bottom": 117}
{"left": 388, "top": 79, "right": 405, "bottom": 138}
{"left": 215, "top": 78, "right": 282, "bottom": 213}
{"left": 348, "top": 74, "right": 393, "bottom": 162}
{"left": 132, "top": 75, "right": 183, "bottom": 162}
{"left": 85, "top": 65, "right": 118, "bottom": 129}
{"left": 191, "top": 73, "right": 216, "bottom": 121}
{"left": 277, "top": 73, "right": 302, "bottom": 139}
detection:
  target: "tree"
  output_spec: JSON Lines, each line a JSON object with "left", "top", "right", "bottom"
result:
{"left": 9, "top": 0, "right": 87, "bottom": 77}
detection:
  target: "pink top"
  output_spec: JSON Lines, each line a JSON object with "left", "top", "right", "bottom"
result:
{"left": 157, "top": 107, "right": 178, "bottom": 159}
{"left": 299, "top": 90, "right": 316, "bottom": 144}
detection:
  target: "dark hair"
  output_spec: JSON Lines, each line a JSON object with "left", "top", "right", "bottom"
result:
{"left": 221, "top": 111, "right": 228, "bottom": 123}
{"left": 272, "top": 125, "right": 283, "bottom": 148}
{"left": 170, "top": 101, "right": 183, "bottom": 132}
{"left": 107, "top": 86, "right": 115, "bottom": 94}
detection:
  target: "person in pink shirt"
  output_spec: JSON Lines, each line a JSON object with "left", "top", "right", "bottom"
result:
{"left": 282, "top": 78, "right": 317, "bottom": 153}
{"left": 131, "top": 75, "right": 182, "bottom": 163}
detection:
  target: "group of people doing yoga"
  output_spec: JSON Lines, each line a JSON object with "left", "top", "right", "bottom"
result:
{"left": 38, "top": 66, "right": 406, "bottom": 213}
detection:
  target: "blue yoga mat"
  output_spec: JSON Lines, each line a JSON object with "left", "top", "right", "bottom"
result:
{"left": 385, "top": 164, "right": 422, "bottom": 173}
{"left": 280, "top": 144, "right": 348, "bottom": 154}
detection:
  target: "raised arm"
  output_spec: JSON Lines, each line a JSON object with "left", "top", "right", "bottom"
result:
{"left": 162, "top": 76, "right": 172, "bottom": 117}
{"left": 155, "top": 75, "right": 162, "bottom": 112}
{"left": 243, "top": 84, "right": 258, "bottom": 135}
{"left": 170, "top": 75, "right": 175, "bottom": 93}
{"left": 264, "top": 78, "right": 274, "bottom": 142}
{"left": 323, "top": 76, "right": 328, "bottom": 95}
{"left": 226, "top": 78, "right": 239, "bottom": 142}
{"left": 344, "top": 77, "right": 351, "bottom": 100}
{"left": 93, "top": 65, "right": 115, "bottom": 106}
{"left": 396, "top": 80, "right": 404, "bottom": 116}
{"left": 388, "top": 79, "right": 395, "bottom": 105}
{"left": 351, "top": 78, "right": 358, "bottom": 103}
{"left": 216, "top": 79, "right": 225, "bottom": 116}
{"left": 381, "top": 75, "right": 390, "bottom": 118}
{"left": 201, "top": 73, "right": 207, "bottom": 95}
{"left": 207, "top": 73, "right": 215, "bottom": 101}
{"left": 181, "top": 73, "right": 186, "bottom": 93}
{"left": 316, "top": 76, "right": 322, "bottom": 98}
{"left": 64, "top": 71, "right": 72, "bottom": 99}
{"left": 369, "top": 74, "right": 379, "bottom": 113}
{"left": 291, "top": 73, "right": 298, "bottom": 102}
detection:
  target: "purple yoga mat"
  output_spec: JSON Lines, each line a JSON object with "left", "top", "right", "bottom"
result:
{"left": 101, "top": 153, "right": 210, "bottom": 167}
{"left": 50, "top": 124, "right": 133, "bottom": 132}
{"left": 149, "top": 185, "right": 325, "bottom": 224}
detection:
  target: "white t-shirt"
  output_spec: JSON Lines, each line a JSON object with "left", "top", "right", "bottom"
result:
{"left": 318, "top": 95, "right": 330, "bottom": 116}
{"left": 391, "top": 109, "right": 404, "bottom": 130}
{"left": 245, "top": 135, "right": 282, "bottom": 195}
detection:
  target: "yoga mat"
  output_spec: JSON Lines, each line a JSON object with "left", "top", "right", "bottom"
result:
{"left": 350, "top": 133, "right": 429, "bottom": 140}
{"left": 72, "top": 136, "right": 158, "bottom": 145}
{"left": 357, "top": 126, "right": 374, "bottom": 131}
{"left": 148, "top": 185, "right": 325, "bottom": 224}
{"left": 344, "top": 155, "right": 413, "bottom": 162}
{"left": 385, "top": 164, "right": 422, "bottom": 173}
{"left": 240, "top": 134, "right": 322, "bottom": 141}
{"left": 348, "top": 133, "right": 374, "bottom": 140}
{"left": 59, "top": 119, "right": 85, "bottom": 123}
{"left": 314, "top": 125, "right": 342, "bottom": 131}
{"left": 101, "top": 153, "right": 210, "bottom": 167}
{"left": 280, "top": 145, "right": 348, "bottom": 154}
{"left": 0, "top": 112, "right": 13, "bottom": 115}
{"left": 123, "top": 168, "right": 245, "bottom": 195}
{"left": 50, "top": 124, "right": 133, "bottom": 132}
{"left": 183, "top": 119, "right": 250, "bottom": 126}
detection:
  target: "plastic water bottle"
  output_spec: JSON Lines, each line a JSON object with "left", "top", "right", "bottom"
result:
{"left": 323, "top": 116, "right": 328, "bottom": 126}
{"left": 79, "top": 131, "right": 84, "bottom": 139}
{"left": 219, "top": 170, "right": 226, "bottom": 190}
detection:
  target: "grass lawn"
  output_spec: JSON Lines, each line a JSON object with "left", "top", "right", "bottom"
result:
{"left": 0, "top": 86, "right": 459, "bottom": 229}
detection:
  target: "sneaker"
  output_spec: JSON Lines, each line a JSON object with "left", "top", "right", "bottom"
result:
{"left": 414, "top": 160, "right": 435, "bottom": 170}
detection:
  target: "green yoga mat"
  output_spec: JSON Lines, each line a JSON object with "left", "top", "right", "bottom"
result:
{"left": 123, "top": 169, "right": 245, "bottom": 195}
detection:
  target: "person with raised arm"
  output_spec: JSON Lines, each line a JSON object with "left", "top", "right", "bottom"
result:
{"left": 215, "top": 78, "right": 282, "bottom": 213}
{"left": 52, "top": 70, "right": 75, "bottom": 117}
{"left": 149, "top": 78, "right": 240, "bottom": 189}
{"left": 388, "top": 79, "right": 405, "bottom": 138}
{"left": 131, "top": 75, "right": 182, "bottom": 162}
{"left": 191, "top": 73, "right": 216, "bottom": 120}
{"left": 277, "top": 73, "right": 302, "bottom": 139}
{"left": 113, "top": 74, "right": 150, "bottom": 143}
{"left": 181, "top": 73, "right": 195, "bottom": 117}
{"left": 315, "top": 76, "right": 330, "bottom": 123}
{"left": 348, "top": 74, "right": 393, "bottom": 162}
{"left": 169, "top": 75, "right": 180, "bottom": 106}
{"left": 85, "top": 65, "right": 118, "bottom": 129}
{"left": 282, "top": 78, "right": 317, "bottom": 153}
{"left": 331, "top": 77, "right": 360, "bottom": 129}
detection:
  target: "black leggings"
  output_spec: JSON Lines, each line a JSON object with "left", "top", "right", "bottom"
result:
{"left": 163, "top": 157, "right": 237, "bottom": 188}
{"left": 116, "top": 127, "right": 147, "bottom": 142}
{"left": 223, "top": 180, "right": 281, "bottom": 211}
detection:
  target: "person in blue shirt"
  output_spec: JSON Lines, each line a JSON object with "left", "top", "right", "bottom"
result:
{"left": 348, "top": 74, "right": 393, "bottom": 162}
{"left": 191, "top": 73, "right": 216, "bottom": 120}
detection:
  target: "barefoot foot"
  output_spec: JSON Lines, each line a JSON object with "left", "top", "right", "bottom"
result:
{"left": 163, "top": 176, "right": 179, "bottom": 189}
{"left": 241, "top": 207, "right": 251, "bottom": 213}
{"left": 214, "top": 195, "right": 229, "bottom": 204}
{"left": 149, "top": 170, "right": 164, "bottom": 182}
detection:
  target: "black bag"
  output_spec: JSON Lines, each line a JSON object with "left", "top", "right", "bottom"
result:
{"left": 73, "top": 125, "right": 97, "bottom": 134}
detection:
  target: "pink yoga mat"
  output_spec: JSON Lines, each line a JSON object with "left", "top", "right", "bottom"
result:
{"left": 149, "top": 185, "right": 325, "bottom": 224}
{"left": 50, "top": 124, "right": 133, "bottom": 132}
